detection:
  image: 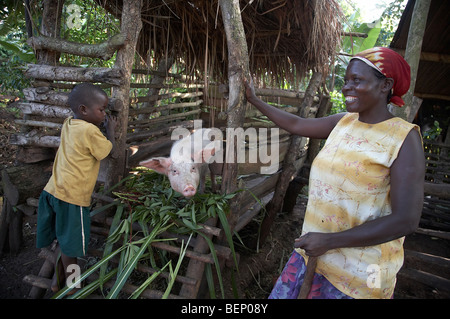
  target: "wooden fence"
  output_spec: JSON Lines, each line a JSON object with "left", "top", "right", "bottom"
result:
{"left": 3, "top": 60, "right": 322, "bottom": 298}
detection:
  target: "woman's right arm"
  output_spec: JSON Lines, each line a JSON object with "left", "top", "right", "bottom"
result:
{"left": 244, "top": 80, "right": 344, "bottom": 139}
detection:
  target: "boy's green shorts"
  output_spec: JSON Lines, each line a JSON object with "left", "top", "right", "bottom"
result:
{"left": 36, "top": 190, "right": 90, "bottom": 257}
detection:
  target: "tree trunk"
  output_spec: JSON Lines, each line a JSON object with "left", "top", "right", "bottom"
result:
{"left": 24, "top": 0, "right": 33, "bottom": 38}
{"left": 391, "top": 0, "right": 431, "bottom": 122}
{"left": 104, "top": 0, "right": 143, "bottom": 191}
{"left": 37, "top": 0, "right": 65, "bottom": 65}
{"left": 258, "top": 71, "right": 322, "bottom": 246}
{"left": 219, "top": 0, "right": 250, "bottom": 231}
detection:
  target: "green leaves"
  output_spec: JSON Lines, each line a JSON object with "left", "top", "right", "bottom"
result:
{"left": 0, "top": 40, "right": 35, "bottom": 63}
{"left": 105, "top": 220, "right": 173, "bottom": 299}
{"left": 343, "top": 19, "right": 382, "bottom": 56}
{"left": 162, "top": 234, "right": 192, "bottom": 299}
{"left": 52, "top": 245, "right": 127, "bottom": 299}
{"left": 61, "top": 170, "right": 238, "bottom": 299}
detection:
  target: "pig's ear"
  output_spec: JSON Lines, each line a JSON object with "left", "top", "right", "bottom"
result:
{"left": 193, "top": 147, "right": 216, "bottom": 163}
{"left": 139, "top": 157, "right": 172, "bottom": 175}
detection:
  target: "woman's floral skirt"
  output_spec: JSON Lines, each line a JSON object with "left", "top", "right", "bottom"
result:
{"left": 269, "top": 250, "right": 352, "bottom": 299}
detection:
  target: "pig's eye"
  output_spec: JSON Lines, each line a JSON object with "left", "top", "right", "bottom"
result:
{"left": 172, "top": 169, "right": 178, "bottom": 175}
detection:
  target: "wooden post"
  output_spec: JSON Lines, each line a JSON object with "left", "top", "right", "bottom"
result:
{"left": 0, "top": 162, "right": 52, "bottom": 254}
{"left": 219, "top": 0, "right": 250, "bottom": 230}
{"left": 392, "top": 0, "right": 431, "bottom": 122}
{"left": 104, "top": 0, "right": 143, "bottom": 191}
{"left": 179, "top": 0, "right": 251, "bottom": 299}
{"left": 297, "top": 256, "right": 318, "bottom": 299}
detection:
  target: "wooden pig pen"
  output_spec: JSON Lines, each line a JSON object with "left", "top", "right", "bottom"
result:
{"left": 14, "top": 63, "right": 328, "bottom": 299}
{"left": 1, "top": 0, "right": 344, "bottom": 298}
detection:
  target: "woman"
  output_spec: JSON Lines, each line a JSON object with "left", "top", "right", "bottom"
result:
{"left": 244, "top": 47, "right": 424, "bottom": 299}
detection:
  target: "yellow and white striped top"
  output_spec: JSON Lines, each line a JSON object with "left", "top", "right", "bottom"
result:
{"left": 296, "top": 112, "right": 420, "bottom": 299}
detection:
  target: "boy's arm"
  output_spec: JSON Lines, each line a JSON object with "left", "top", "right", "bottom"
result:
{"left": 104, "top": 114, "right": 117, "bottom": 147}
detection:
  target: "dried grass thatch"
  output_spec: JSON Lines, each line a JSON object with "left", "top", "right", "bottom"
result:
{"left": 96, "top": 0, "right": 343, "bottom": 87}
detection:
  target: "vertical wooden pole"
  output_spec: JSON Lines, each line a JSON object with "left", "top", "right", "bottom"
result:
{"left": 392, "top": 0, "right": 431, "bottom": 122}
{"left": 105, "top": 0, "right": 143, "bottom": 191}
{"left": 180, "top": 1, "right": 251, "bottom": 298}
{"left": 219, "top": 0, "right": 250, "bottom": 230}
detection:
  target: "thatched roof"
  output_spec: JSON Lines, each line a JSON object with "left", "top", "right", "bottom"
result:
{"left": 97, "top": 0, "right": 343, "bottom": 87}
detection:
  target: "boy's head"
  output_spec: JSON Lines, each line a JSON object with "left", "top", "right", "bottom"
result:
{"left": 68, "top": 83, "right": 109, "bottom": 126}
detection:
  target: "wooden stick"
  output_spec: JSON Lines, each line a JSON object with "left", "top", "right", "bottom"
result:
{"left": 128, "top": 100, "right": 202, "bottom": 116}
{"left": 17, "top": 102, "right": 72, "bottom": 118}
{"left": 129, "top": 91, "right": 203, "bottom": 104}
{"left": 22, "top": 88, "right": 123, "bottom": 112}
{"left": 297, "top": 256, "right": 318, "bottom": 299}
{"left": 27, "top": 33, "right": 126, "bottom": 61}
{"left": 25, "top": 64, "right": 125, "bottom": 86}
{"left": 15, "top": 119, "right": 63, "bottom": 129}
{"left": 10, "top": 133, "right": 60, "bottom": 148}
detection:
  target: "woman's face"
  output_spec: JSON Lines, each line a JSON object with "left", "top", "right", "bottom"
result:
{"left": 342, "top": 60, "right": 387, "bottom": 116}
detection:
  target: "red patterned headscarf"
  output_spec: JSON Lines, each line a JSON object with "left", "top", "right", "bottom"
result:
{"left": 351, "top": 47, "right": 411, "bottom": 107}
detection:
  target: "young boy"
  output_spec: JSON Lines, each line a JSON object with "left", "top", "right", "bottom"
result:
{"left": 36, "top": 83, "right": 117, "bottom": 293}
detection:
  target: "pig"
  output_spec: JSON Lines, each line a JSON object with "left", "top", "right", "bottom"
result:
{"left": 139, "top": 128, "right": 221, "bottom": 197}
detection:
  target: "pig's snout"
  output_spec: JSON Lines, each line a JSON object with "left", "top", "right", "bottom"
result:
{"left": 182, "top": 184, "right": 197, "bottom": 197}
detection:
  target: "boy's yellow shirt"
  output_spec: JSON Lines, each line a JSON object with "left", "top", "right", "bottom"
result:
{"left": 44, "top": 117, "right": 112, "bottom": 207}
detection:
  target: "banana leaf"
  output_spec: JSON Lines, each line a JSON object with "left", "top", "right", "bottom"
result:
{"left": 106, "top": 221, "right": 173, "bottom": 299}
{"left": 52, "top": 245, "right": 127, "bottom": 299}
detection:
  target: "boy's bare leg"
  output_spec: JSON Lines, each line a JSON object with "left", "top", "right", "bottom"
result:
{"left": 51, "top": 246, "right": 64, "bottom": 292}
{"left": 61, "top": 253, "right": 79, "bottom": 294}
{"left": 51, "top": 245, "right": 80, "bottom": 294}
